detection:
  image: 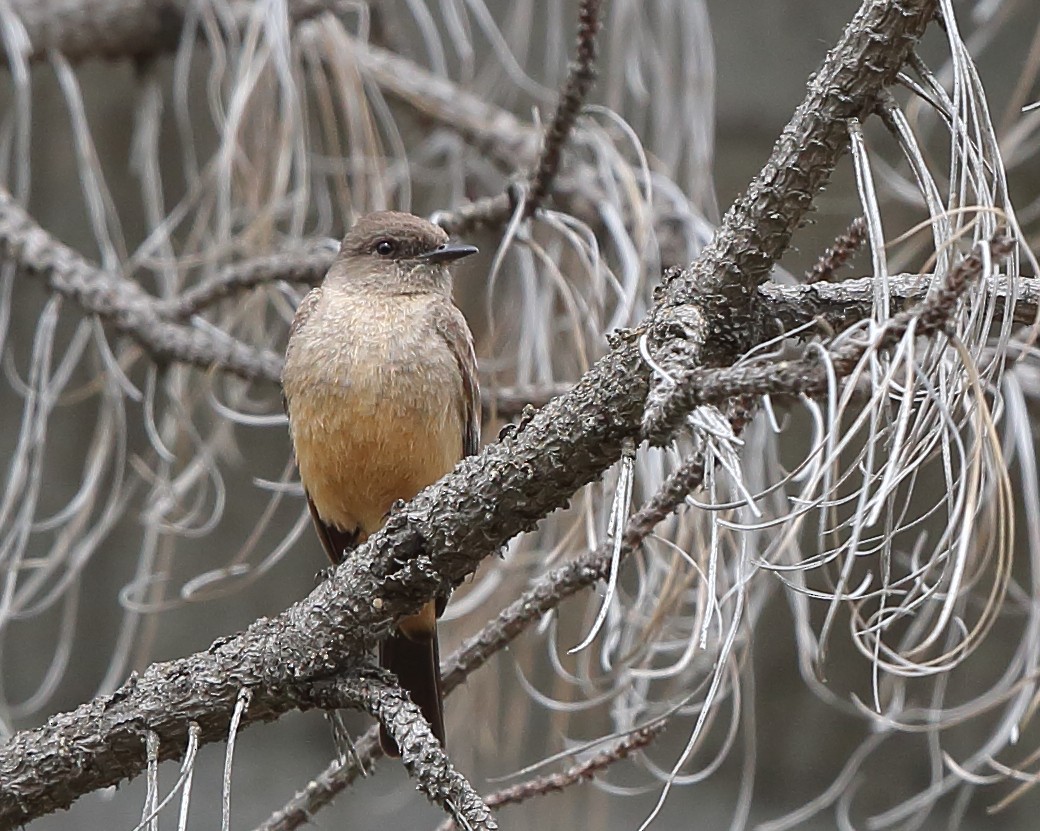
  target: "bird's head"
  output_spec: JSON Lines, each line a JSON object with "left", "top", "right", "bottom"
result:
{"left": 333, "top": 210, "right": 478, "bottom": 294}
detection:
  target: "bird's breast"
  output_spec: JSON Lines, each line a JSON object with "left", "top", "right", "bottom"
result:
{"left": 284, "top": 294, "right": 464, "bottom": 536}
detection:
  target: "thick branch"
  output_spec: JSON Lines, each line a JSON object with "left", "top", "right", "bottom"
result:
{"left": 648, "top": 0, "right": 939, "bottom": 367}
{"left": 3, "top": 246, "right": 973, "bottom": 828}
{"left": 249, "top": 234, "right": 1015, "bottom": 831}
{"left": 0, "top": 315, "right": 648, "bottom": 831}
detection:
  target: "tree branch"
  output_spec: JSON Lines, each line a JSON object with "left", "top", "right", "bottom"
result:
{"left": 804, "top": 216, "right": 868, "bottom": 283}
{"left": 643, "top": 238, "right": 1012, "bottom": 443}
{"left": 644, "top": 0, "right": 939, "bottom": 383}
{"left": 303, "top": 672, "right": 498, "bottom": 831}
{"left": 0, "top": 188, "right": 284, "bottom": 382}
{"left": 756, "top": 271, "right": 1040, "bottom": 336}
{"left": 2, "top": 1, "right": 627, "bottom": 244}
{"left": 1, "top": 0, "right": 341, "bottom": 66}
{"left": 0, "top": 224, "right": 979, "bottom": 828}
{"left": 434, "top": 723, "right": 663, "bottom": 831}
{"left": 525, "top": 0, "right": 603, "bottom": 217}
{"left": 156, "top": 244, "right": 337, "bottom": 322}
{"left": 253, "top": 237, "right": 1011, "bottom": 826}
{"left": 0, "top": 201, "right": 558, "bottom": 418}
{"left": 248, "top": 231, "right": 1015, "bottom": 831}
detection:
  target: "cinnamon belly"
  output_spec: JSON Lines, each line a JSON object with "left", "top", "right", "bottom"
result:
{"left": 291, "top": 379, "right": 462, "bottom": 536}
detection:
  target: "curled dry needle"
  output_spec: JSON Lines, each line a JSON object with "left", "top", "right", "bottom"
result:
{"left": 2, "top": 1, "right": 1040, "bottom": 831}
{"left": 642, "top": 238, "right": 1015, "bottom": 443}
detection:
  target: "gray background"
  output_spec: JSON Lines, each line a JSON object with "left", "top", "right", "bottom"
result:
{"left": 4, "top": 1, "right": 1039, "bottom": 830}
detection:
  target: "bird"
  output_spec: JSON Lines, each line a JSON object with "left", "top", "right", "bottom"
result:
{"left": 282, "top": 210, "right": 480, "bottom": 757}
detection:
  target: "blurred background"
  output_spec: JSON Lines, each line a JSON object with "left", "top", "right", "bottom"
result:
{"left": 1, "top": 0, "right": 1039, "bottom": 829}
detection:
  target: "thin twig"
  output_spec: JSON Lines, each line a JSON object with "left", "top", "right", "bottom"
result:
{"left": 434, "top": 724, "right": 664, "bottom": 831}
{"left": 302, "top": 672, "right": 497, "bottom": 831}
{"left": 436, "top": 0, "right": 605, "bottom": 234}
{"left": 0, "top": 187, "right": 283, "bottom": 382}
{"left": 157, "top": 245, "right": 337, "bottom": 321}
{"left": 805, "top": 217, "right": 868, "bottom": 283}
{"left": 525, "top": 0, "right": 604, "bottom": 217}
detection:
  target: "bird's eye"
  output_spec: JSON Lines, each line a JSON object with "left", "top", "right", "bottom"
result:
{"left": 374, "top": 239, "right": 395, "bottom": 256}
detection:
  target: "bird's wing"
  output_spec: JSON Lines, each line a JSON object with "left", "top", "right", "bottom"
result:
{"left": 306, "top": 493, "right": 363, "bottom": 565}
{"left": 430, "top": 303, "right": 479, "bottom": 618}
{"left": 434, "top": 303, "right": 481, "bottom": 458}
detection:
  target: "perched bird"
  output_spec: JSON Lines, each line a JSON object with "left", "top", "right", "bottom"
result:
{"left": 282, "top": 211, "right": 480, "bottom": 757}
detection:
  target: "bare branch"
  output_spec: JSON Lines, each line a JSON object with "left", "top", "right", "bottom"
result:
{"left": 485, "top": 724, "right": 662, "bottom": 808}
{"left": 646, "top": 0, "right": 939, "bottom": 375}
{"left": 305, "top": 672, "right": 498, "bottom": 831}
{"left": 757, "top": 270, "right": 1040, "bottom": 337}
{"left": 2, "top": 0, "right": 340, "bottom": 66}
{"left": 525, "top": 0, "right": 604, "bottom": 216}
{"left": 0, "top": 202, "right": 553, "bottom": 417}
{"left": 157, "top": 245, "right": 337, "bottom": 321}
{"left": 160, "top": 245, "right": 1040, "bottom": 367}
{"left": 638, "top": 0, "right": 941, "bottom": 460}
{"left": 0, "top": 188, "right": 284, "bottom": 382}
{"left": 254, "top": 730, "right": 378, "bottom": 831}
{"left": 643, "top": 238, "right": 1014, "bottom": 443}
{"left": 435, "top": 724, "right": 663, "bottom": 831}
{"left": 255, "top": 454, "right": 708, "bottom": 831}
{"left": 805, "top": 216, "right": 868, "bottom": 283}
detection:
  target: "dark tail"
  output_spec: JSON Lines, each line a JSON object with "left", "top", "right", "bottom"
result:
{"left": 378, "top": 626, "right": 445, "bottom": 757}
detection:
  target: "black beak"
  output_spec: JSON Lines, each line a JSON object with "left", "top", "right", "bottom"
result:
{"left": 416, "top": 243, "right": 478, "bottom": 264}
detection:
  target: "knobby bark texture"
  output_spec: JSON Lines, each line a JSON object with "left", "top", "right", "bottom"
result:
{"left": 643, "top": 0, "right": 939, "bottom": 402}
{"left": 0, "top": 0, "right": 942, "bottom": 827}
{"left": 257, "top": 435, "right": 713, "bottom": 831}
{"left": 644, "top": 238, "right": 1012, "bottom": 443}
{"left": 305, "top": 673, "right": 499, "bottom": 831}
